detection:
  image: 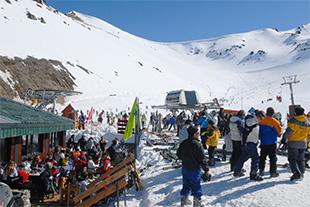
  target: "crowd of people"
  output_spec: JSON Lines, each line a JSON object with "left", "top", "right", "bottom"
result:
{"left": 175, "top": 106, "right": 310, "bottom": 207}
{"left": 0, "top": 133, "right": 125, "bottom": 202}
{"left": 1, "top": 104, "right": 309, "bottom": 207}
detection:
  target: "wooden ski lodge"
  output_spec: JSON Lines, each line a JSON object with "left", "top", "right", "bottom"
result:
{"left": 0, "top": 97, "right": 74, "bottom": 164}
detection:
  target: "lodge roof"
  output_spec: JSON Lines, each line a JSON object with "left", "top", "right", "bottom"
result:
{"left": 0, "top": 97, "right": 74, "bottom": 138}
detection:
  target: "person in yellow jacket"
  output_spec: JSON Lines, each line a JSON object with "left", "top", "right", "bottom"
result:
{"left": 283, "top": 106, "right": 310, "bottom": 181}
{"left": 204, "top": 119, "right": 221, "bottom": 166}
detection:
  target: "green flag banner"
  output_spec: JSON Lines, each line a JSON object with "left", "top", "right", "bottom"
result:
{"left": 124, "top": 98, "right": 138, "bottom": 141}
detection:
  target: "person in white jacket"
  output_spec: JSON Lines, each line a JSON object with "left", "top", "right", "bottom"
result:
{"left": 233, "top": 110, "right": 263, "bottom": 181}
{"left": 229, "top": 110, "right": 245, "bottom": 171}
{"left": 87, "top": 156, "right": 99, "bottom": 178}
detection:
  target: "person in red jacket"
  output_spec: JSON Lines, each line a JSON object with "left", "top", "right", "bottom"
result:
{"left": 18, "top": 163, "right": 31, "bottom": 188}
{"left": 99, "top": 152, "right": 113, "bottom": 174}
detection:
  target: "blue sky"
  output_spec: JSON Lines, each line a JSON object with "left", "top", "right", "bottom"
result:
{"left": 49, "top": 0, "right": 310, "bottom": 42}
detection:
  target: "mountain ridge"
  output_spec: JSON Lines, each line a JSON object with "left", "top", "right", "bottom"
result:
{"left": 0, "top": 0, "right": 309, "bottom": 113}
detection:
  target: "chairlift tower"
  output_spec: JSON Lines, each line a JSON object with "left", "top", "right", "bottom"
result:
{"left": 281, "top": 75, "right": 300, "bottom": 106}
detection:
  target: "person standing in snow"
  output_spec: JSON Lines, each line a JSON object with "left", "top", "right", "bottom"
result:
{"left": 233, "top": 109, "right": 263, "bottom": 181}
{"left": 141, "top": 113, "right": 147, "bottom": 129}
{"left": 217, "top": 108, "right": 226, "bottom": 135}
{"left": 178, "top": 120, "right": 192, "bottom": 143}
{"left": 229, "top": 110, "right": 245, "bottom": 171}
{"left": 282, "top": 106, "right": 310, "bottom": 181}
{"left": 168, "top": 114, "right": 177, "bottom": 131}
{"left": 177, "top": 125, "right": 210, "bottom": 207}
{"left": 258, "top": 107, "right": 282, "bottom": 177}
{"left": 198, "top": 111, "right": 209, "bottom": 149}
{"left": 205, "top": 119, "right": 221, "bottom": 166}
{"left": 177, "top": 111, "right": 187, "bottom": 136}
{"left": 78, "top": 110, "right": 86, "bottom": 130}
{"left": 97, "top": 110, "right": 104, "bottom": 123}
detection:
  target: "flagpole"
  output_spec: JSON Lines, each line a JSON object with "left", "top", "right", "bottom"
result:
{"left": 134, "top": 97, "right": 139, "bottom": 159}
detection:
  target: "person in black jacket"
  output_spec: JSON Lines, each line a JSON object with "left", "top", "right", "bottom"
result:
{"left": 177, "top": 125, "right": 210, "bottom": 207}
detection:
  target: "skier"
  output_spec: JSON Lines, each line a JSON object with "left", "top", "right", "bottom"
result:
{"left": 234, "top": 109, "right": 263, "bottom": 181}
{"left": 258, "top": 107, "right": 282, "bottom": 177}
{"left": 282, "top": 106, "right": 310, "bottom": 181}
{"left": 177, "top": 125, "right": 210, "bottom": 207}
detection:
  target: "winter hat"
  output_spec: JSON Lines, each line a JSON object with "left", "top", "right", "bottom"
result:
{"left": 248, "top": 107, "right": 256, "bottom": 115}
{"left": 295, "top": 107, "right": 305, "bottom": 116}
{"left": 266, "top": 107, "right": 275, "bottom": 116}
{"left": 187, "top": 125, "right": 199, "bottom": 138}
{"left": 208, "top": 118, "right": 215, "bottom": 125}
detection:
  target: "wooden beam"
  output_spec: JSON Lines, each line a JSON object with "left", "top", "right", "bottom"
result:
{"left": 73, "top": 165, "right": 131, "bottom": 204}
{"left": 77, "top": 178, "right": 127, "bottom": 207}
{"left": 88, "top": 153, "right": 134, "bottom": 189}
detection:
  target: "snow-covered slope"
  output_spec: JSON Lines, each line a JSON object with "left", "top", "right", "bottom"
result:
{"left": 0, "top": 0, "right": 309, "bottom": 113}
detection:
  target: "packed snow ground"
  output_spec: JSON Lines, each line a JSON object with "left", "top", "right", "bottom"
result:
{"left": 69, "top": 121, "right": 310, "bottom": 207}
{"left": 123, "top": 136, "right": 310, "bottom": 207}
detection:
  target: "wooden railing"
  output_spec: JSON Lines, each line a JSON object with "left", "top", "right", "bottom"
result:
{"left": 66, "top": 153, "right": 138, "bottom": 207}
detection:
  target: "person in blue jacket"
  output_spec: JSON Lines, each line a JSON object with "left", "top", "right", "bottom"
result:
{"left": 198, "top": 111, "right": 209, "bottom": 149}
{"left": 258, "top": 107, "right": 282, "bottom": 177}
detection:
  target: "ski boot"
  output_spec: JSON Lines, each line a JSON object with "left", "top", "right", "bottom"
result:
{"left": 270, "top": 172, "right": 279, "bottom": 178}
{"left": 181, "top": 195, "right": 192, "bottom": 206}
{"left": 290, "top": 172, "right": 302, "bottom": 181}
{"left": 233, "top": 171, "right": 245, "bottom": 177}
{"left": 250, "top": 174, "right": 264, "bottom": 181}
{"left": 193, "top": 197, "right": 204, "bottom": 207}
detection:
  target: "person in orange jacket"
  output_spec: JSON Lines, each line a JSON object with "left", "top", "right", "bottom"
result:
{"left": 258, "top": 107, "right": 282, "bottom": 178}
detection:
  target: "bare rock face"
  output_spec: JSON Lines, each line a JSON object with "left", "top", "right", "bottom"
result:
{"left": 66, "top": 11, "right": 84, "bottom": 23}
{"left": 26, "top": 11, "right": 37, "bottom": 20}
{"left": 33, "top": 0, "right": 47, "bottom": 4}
{"left": 0, "top": 56, "right": 76, "bottom": 99}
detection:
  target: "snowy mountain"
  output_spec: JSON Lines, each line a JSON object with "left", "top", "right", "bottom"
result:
{"left": 0, "top": 0, "right": 309, "bottom": 113}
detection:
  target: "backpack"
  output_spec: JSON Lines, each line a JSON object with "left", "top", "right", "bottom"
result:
{"left": 242, "top": 115, "right": 257, "bottom": 144}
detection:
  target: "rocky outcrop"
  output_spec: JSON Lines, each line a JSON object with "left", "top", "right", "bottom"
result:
{"left": 33, "top": 0, "right": 47, "bottom": 4}
{"left": 0, "top": 56, "right": 76, "bottom": 99}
